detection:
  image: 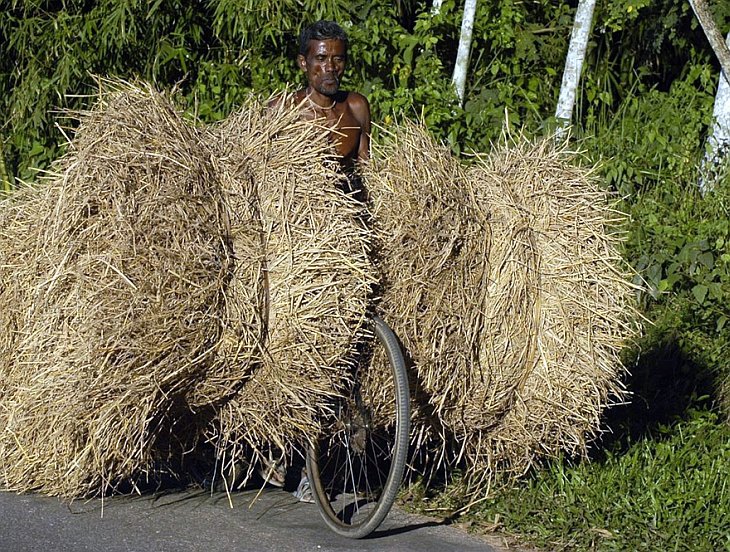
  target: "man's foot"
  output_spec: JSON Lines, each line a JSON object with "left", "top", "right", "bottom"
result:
{"left": 292, "top": 470, "right": 315, "bottom": 503}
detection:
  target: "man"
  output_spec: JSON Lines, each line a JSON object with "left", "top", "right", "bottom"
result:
{"left": 270, "top": 20, "right": 371, "bottom": 185}
{"left": 259, "top": 21, "right": 372, "bottom": 502}
{"left": 294, "top": 20, "right": 370, "bottom": 171}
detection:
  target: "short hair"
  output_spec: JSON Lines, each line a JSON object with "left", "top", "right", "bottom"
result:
{"left": 299, "top": 20, "right": 349, "bottom": 56}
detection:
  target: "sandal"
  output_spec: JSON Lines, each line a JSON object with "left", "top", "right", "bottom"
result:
{"left": 257, "top": 453, "right": 286, "bottom": 488}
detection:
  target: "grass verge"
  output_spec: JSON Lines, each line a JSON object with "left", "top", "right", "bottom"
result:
{"left": 403, "top": 409, "right": 729, "bottom": 551}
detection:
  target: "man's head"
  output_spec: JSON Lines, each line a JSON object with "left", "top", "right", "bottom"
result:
{"left": 298, "top": 21, "right": 349, "bottom": 98}
{"left": 298, "top": 20, "right": 348, "bottom": 57}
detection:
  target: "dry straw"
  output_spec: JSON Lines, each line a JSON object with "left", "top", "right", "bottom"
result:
{"left": 363, "top": 121, "right": 639, "bottom": 488}
{"left": 0, "top": 83, "right": 376, "bottom": 497}
{"left": 0, "top": 80, "right": 637, "bottom": 499}
{"left": 0, "top": 80, "right": 230, "bottom": 497}
{"left": 196, "top": 95, "right": 375, "bottom": 474}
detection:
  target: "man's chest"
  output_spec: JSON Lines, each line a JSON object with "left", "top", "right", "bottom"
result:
{"left": 324, "top": 109, "right": 361, "bottom": 159}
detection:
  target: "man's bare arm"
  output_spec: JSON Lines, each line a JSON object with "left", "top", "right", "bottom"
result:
{"left": 350, "top": 93, "right": 371, "bottom": 162}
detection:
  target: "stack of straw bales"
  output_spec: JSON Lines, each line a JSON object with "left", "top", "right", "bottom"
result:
{"left": 362, "top": 121, "right": 638, "bottom": 487}
{"left": 0, "top": 82, "right": 231, "bottom": 497}
{"left": 0, "top": 82, "right": 375, "bottom": 497}
{"left": 0, "top": 79, "right": 637, "bottom": 498}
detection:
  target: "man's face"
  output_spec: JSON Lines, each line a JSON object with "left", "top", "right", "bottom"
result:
{"left": 298, "top": 39, "right": 347, "bottom": 97}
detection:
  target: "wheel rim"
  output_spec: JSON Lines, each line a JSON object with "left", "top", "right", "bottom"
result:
{"left": 307, "top": 315, "right": 409, "bottom": 538}
{"left": 308, "top": 384, "right": 394, "bottom": 527}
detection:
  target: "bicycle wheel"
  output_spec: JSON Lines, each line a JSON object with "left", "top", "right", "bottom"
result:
{"left": 306, "top": 314, "right": 410, "bottom": 539}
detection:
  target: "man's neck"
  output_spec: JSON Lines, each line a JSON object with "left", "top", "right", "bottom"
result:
{"left": 305, "top": 87, "right": 340, "bottom": 109}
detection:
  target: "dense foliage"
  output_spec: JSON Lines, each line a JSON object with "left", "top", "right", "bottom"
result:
{"left": 5, "top": 0, "right": 723, "bottom": 178}
{"left": 2, "top": 1, "right": 730, "bottom": 549}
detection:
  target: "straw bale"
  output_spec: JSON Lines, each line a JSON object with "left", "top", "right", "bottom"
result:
{"left": 361, "top": 122, "right": 537, "bottom": 441}
{"left": 196, "top": 96, "right": 376, "bottom": 470}
{"left": 0, "top": 84, "right": 376, "bottom": 497}
{"left": 0, "top": 81, "right": 230, "bottom": 497}
{"left": 362, "top": 121, "right": 638, "bottom": 487}
{"left": 464, "top": 137, "right": 638, "bottom": 481}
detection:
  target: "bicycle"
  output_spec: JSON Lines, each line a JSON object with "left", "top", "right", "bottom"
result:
{"left": 306, "top": 314, "right": 410, "bottom": 538}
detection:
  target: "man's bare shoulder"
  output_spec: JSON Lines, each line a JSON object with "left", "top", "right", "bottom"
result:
{"left": 345, "top": 92, "right": 370, "bottom": 126}
{"left": 345, "top": 91, "right": 370, "bottom": 110}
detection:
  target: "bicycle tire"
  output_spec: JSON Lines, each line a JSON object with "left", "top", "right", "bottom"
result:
{"left": 306, "top": 314, "right": 410, "bottom": 539}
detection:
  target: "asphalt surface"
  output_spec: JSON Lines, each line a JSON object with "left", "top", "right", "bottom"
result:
{"left": 0, "top": 487, "right": 504, "bottom": 552}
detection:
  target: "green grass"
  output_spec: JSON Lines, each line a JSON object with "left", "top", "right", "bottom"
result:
{"left": 460, "top": 409, "right": 730, "bottom": 551}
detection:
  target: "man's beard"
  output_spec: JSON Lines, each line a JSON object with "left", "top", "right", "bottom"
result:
{"left": 317, "top": 74, "right": 340, "bottom": 96}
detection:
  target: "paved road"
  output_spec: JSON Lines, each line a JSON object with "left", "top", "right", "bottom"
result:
{"left": 0, "top": 487, "right": 503, "bottom": 552}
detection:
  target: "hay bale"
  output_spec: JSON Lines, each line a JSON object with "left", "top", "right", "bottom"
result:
{"left": 0, "top": 81, "right": 635, "bottom": 498}
{"left": 0, "top": 81, "right": 230, "bottom": 497}
{"left": 464, "top": 138, "right": 638, "bottom": 481}
{"left": 361, "top": 121, "right": 539, "bottom": 449}
{"left": 362, "top": 121, "right": 638, "bottom": 487}
{"left": 197, "top": 96, "right": 376, "bottom": 470}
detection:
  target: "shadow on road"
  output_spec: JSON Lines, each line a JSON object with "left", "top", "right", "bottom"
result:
{"left": 368, "top": 519, "right": 446, "bottom": 538}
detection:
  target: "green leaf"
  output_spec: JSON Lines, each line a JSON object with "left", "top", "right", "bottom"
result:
{"left": 692, "top": 284, "right": 708, "bottom": 304}
{"left": 717, "top": 316, "right": 727, "bottom": 332}
{"left": 28, "top": 141, "right": 44, "bottom": 157}
{"left": 697, "top": 252, "right": 714, "bottom": 270}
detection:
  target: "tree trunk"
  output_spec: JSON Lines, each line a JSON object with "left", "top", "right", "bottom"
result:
{"left": 451, "top": 0, "right": 478, "bottom": 106}
{"left": 555, "top": 0, "right": 596, "bottom": 139}
{"left": 700, "top": 31, "right": 730, "bottom": 195}
{"left": 689, "top": 0, "right": 730, "bottom": 84}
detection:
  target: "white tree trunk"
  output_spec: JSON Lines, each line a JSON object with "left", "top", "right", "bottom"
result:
{"left": 689, "top": 0, "right": 730, "bottom": 84}
{"left": 451, "top": 0, "right": 478, "bottom": 106}
{"left": 700, "top": 32, "right": 730, "bottom": 195}
{"left": 432, "top": 0, "right": 444, "bottom": 15}
{"left": 555, "top": 0, "right": 596, "bottom": 138}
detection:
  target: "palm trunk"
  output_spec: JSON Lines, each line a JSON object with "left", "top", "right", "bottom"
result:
{"left": 689, "top": 0, "right": 730, "bottom": 83}
{"left": 700, "top": 31, "right": 730, "bottom": 195}
{"left": 451, "top": 0, "right": 478, "bottom": 106}
{"left": 555, "top": 0, "right": 596, "bottom": 139}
